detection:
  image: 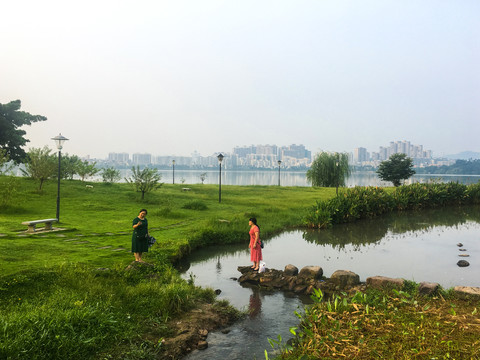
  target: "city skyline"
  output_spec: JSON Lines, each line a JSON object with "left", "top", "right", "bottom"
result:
{"left": 1, "top": 1, "right": 479, "bottom": 158}
{"left": 99, "top": 140, "right": 445, "bottom": 169}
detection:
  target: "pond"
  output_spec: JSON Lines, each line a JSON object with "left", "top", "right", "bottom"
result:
{"left": 178, "top": 206, "right": 480, "bottom": 359}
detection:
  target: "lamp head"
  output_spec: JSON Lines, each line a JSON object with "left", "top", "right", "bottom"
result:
{"left": 51, "top": 133, "right": 69, "bottom": 150}
{"left": 217, "top": 153, "right": 224, "bottom": 162}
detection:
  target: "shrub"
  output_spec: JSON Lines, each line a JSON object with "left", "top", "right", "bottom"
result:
{"left": 305, "top": 182, "right": 478, "bottom": 228}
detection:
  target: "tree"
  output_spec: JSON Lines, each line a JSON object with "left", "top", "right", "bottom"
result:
{"left": 306, "top": 152, "right": 350, "bottom": 194}
{"left": 0, "top": 149, "right": 13, "bottom": 175}
{"left": 0, "top": 100, "right": 47, "bottom": 163}
{"left": 61, "top": 154, "right": 82, "bottom": 180}
{"left": 102, "top": 167, "right": 121, "bottom": 184}
{"left": 21, "top": 146, "right": 57, "bottom": 190}
{"left": 125, "top": 166, "right": 162, "bottom": 200}
{"left": 199, "top": 172, "right": 207, "bottom": 184}
{"left": 377, "top": 153, "right": 416, "bottom": 187}
{"left": 76, "top": 160, "right": 99, "bottom": 181}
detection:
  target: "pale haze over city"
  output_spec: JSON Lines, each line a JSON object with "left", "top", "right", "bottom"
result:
{"left": 1, "top": 0, "right": 479, "bottom": 159}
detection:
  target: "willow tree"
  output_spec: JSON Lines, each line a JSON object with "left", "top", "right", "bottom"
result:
{"left": 306, "top": 152, "right": 350, "bottom": 194}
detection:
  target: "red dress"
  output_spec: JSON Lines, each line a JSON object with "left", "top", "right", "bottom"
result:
{"left": 249, "top": 225, "right": 262, "bottom": 262}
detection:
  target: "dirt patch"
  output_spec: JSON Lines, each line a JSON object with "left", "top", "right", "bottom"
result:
{"left": 161, "top": 302, "right": 239, "bottom": 359}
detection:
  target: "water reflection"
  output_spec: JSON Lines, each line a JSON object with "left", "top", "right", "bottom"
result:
{"left": 248, "top": 290, "right": 262, "bottom": 318}
{"left": 302, "top": 206, "right": 480, "bottom": 250}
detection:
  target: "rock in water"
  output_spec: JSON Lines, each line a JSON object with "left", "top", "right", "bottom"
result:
{"left": 457, "top": 260, "right": 470, "bottom": 267}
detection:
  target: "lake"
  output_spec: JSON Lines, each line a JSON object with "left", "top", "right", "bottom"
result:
{"left": 178, "top": 205, "right": 480, "bottom": 359}
{"left": 79, "top": 169, "right": 480, "bottom": 187}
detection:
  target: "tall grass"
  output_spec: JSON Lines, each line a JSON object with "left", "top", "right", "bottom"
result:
{"left": 306, "top": 182, "right": 480, "bottom": 228}
{"left": 0, "top": 264, "right": 216, "bottom": 359}
{"left": 270, "top": 287, "right": 480, "bottom": 359}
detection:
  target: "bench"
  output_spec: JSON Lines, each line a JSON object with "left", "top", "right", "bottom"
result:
{"left": 22, "top": 218, "right": 58, "bottom": 233}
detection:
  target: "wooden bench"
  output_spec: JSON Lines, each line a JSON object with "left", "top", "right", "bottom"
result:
{"left": 22, "top": 218, "right": 58, "bottom": 233}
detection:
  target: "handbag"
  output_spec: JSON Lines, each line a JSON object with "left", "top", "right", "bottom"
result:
{"left": 260, "top": 241, "right": 264, "bottom": 249}
{"left": 148, "top": 235, "right": 157, "bottom": 248}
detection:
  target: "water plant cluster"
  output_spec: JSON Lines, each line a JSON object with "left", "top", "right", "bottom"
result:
{"left": 305, "top": 182, "right": 480, "bottom": 228}
{"left": 268, "top": 287, "right": 480, "bottom": 359}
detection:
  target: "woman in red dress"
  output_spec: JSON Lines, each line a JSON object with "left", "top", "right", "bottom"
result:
{"left": 249, "top": 217, "right": 262, "bottom": 271}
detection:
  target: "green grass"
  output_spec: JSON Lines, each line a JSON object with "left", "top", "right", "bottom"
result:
{"left": 0, "top": 178, "right": 334, "bottom": 276}
{"left": 0, "top": 176, "right": 333, "bottom": 359}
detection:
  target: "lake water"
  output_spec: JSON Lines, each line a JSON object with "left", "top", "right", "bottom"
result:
{"left": 179, "top": 206, "right": 480, "bottom": 359}
{"left": 56, "top": 169, "right": 480, "bottom": 187}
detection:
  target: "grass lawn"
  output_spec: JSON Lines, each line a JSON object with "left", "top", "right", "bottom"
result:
{"left": 0, "top": 177, "right": 334, "bottom": 276}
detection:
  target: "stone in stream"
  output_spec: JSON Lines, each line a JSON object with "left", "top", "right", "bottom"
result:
{"left": 330, "top": 270, "right": 360, "bottom": 288}
{"left": 284, "top": 264, "right": 299, "bottom": 276}
{"left": 418, "top": 282, "right": 439, "bottom": 296}
{"left": 197, "top": 340, "right": 208, "bottom": 350}
{"left": 457, "top": 260, "right": 470, "bottom": 267}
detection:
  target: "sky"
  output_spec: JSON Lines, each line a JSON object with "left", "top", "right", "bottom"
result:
{"left": 1, "top": 0, "right": 479, "bottom": 159}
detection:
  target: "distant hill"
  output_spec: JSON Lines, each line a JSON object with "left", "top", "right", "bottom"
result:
{"left": 442, "top": 151, "right": 480, "bottom": 160}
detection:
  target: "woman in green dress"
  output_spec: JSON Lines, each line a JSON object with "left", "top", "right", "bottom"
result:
{"left": 132, "top": 209, "right": 149, "bottom": 262}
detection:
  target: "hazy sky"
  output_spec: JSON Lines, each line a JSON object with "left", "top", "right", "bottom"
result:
{"left": 1, "top": 0, "right": 479, "bottom": 158}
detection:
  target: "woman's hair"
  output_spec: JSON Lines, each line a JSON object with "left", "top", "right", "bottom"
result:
{"left": 139, "top": 209, "right": 148, "bottom": 215}
{"left": 249, "top": 217, "right": 259, "bottom": 229}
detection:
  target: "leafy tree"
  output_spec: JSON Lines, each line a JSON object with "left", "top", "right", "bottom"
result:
{"left": 102, "top": 167, "right": 121, "bottom": 184}
{"left": 21, "top": 146, "right": 57, "bottom": 190}
{"left": 60, "top": 154, "right": 82, "bottom": 180}
{"left": 0, "top": 176, "right": 19, "bottom": 207}
{"left": 306, "top": 152, "right": 350, "bottom": 194}
{"left": 199, "top": 172, "right": 207, "bottom": 184}
{"left": 0, "top": 100, "right": 47, "bottom": 163}
{"left": 377, "top": 153, "right": 416, "bottom": 187}
{"left": 0, "top": 149, "right": 13, "bottom": 175}
{"left": 125, "top": 166, "right": 162, "bottom": 200}
{"left": 76, "top": 160, "right": 99, "bottom": 181}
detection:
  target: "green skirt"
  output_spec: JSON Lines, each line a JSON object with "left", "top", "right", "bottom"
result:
{"left": 132, "top": 233, "right": 149, "bottom": 253}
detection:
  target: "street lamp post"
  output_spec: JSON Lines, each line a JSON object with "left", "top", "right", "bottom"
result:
{"left": 277, "top": 160, "right": 282, "bottom": 186}
{"left": 217, "top": 153, "right": 224, "bottom": 203}
{"left": 172, "top": 160, "right": 175, "bottom": 184}
{"left": 335, "top": 153, "right": 340, "bottom": 196}
{"left": 51, "top": 133, "right": 69, "bottom": 221}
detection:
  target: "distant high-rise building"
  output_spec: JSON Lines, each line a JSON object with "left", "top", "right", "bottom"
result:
{"left": 132, "top": 153, "right": 152, "bottom": 165}
{"left": 108, "top": 152, "right": 129, "bottom": 164}
{"left": 353, "top": 147, "right": 368, "bottom": 163}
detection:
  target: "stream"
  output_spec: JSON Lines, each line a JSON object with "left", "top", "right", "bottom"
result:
{"left": 178, "top": 206, "right": 480, "bottom": 359}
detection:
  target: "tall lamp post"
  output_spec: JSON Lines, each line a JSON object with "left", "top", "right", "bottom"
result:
{"left": 52, "top": 133, "right": 68, "bottom": 221}
{"left": 217, "top": 153, "right": 224, "bottom": 203}
{"left": 335, "top": 153, "right": 340, "bottom": 196}
{"left": 172, "top": 159, "right": 175, "bottom": 184}
{"left": 277, "top": 160, "right": 282, "bottom": 186}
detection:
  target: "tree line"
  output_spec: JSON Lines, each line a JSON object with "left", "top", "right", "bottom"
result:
{"left": 415, "top": 159, "right": 480, "bottom": 175}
